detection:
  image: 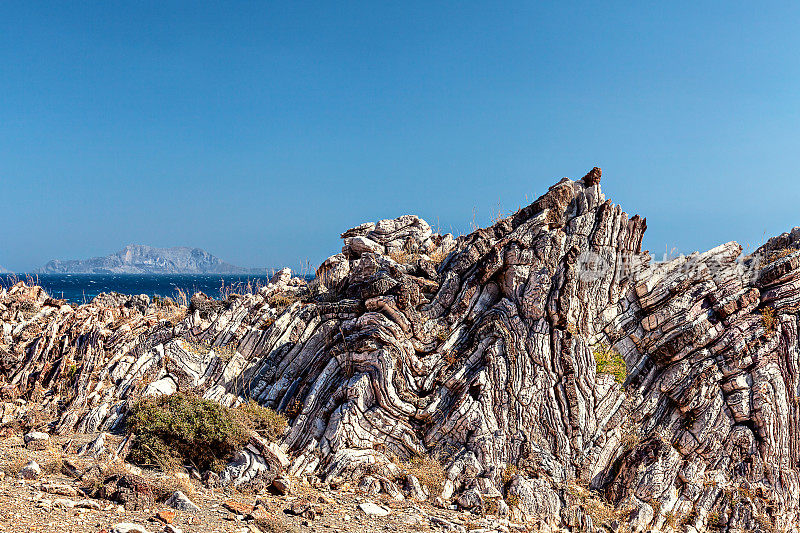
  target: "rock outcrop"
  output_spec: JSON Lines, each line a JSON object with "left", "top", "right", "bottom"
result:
{"left": 3, "top": 168, "right": 800, "bottom": 531}
{"left": 39, "top": 244, "right": 247, "bottom": 274}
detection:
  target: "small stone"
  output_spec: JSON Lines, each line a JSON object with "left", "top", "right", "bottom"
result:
{"left": 359, "top": 502, "right": 391, "bottom": 517}
{"left": 19, "top": 460, "right": 41, "bottom": 479}
{"left": 23, "top": 431, "right": 50, "bottom": 449}
{"left": 288, "top": 500, "right": 318, "bottom": 519}
{"left": 41, "top": 483, "right": 79, "bottom": 496}
{"left": 271, "top": 475, "right": 293, "bottom": 495}
{"left": 75, "top": 499, "right": 102, "bottom": 510}
{"left": 318, "top": 494, "right": 335, "bottom": 505}
{"left": 164, "top": 491, "right": 200, "bottom": 513}
{"left": 156, "top": 509, "right": 176, "bottom": 524}
{"left": 111, "top": 524, "right": 151, "bottom": 533}
{"left": 163, "top": 526, "right": 182, "bottom": 533}
{"left": 223, "top": 499, "right": 253, "bottom": 515}
{"left": 250, "top": 506, "right": 270, "bottom": 521}
{"left": 36, "top": 498, "right": 52, "bottom": 509}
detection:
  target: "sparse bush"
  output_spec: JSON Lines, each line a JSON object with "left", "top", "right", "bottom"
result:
{"left": 189, "top": 293, "right": 224, "bottom": 318}
{"left": 18, "top": 300, "right": 38, "bottom": 317}
{"left": 761, "top": 307, "right": 777, "bottom": 333}
{"left": 126, "top": 392, "right": 250, "bottom": 472}
{"left": 259, "top": 315, "right": 276, "bottom": 330}
{"left": 184, "top": 340, "right": 236, "bottom": 362}
{"left": 501, "top": 464, "right": 518, "bottom": 486}
{"left": 593, "top": 342, "right": 626, "bottom": 384}
{"left": 505, "top": 493, "right": 521, "bottom": 509}
{"left": 235, "top": 400, "right": 287, "bottom": 441}
{"left": 764, "top": 248, "right": 795, "bottom": 266}
{"left": 401, "top": 454, "right": 446, "bottom": 496}
{"left": 427, "top": 248, "right": 448, "bottom": 266}
{"left": 267, "top": 292, "right": 298, "bottom": 313}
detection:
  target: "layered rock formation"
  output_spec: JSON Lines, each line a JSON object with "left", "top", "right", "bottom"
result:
{"left": 39, "top": 244, "right": 247, "bottom": 274}
{"left": 2, "top": 168, "right": 799, "bottom": 531}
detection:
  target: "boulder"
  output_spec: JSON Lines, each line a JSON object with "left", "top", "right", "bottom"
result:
{"left": 23, "top": 431, "right": 49, "bottom": 450}
{"left": 164, "top": 490, "right": 199, "bottom": 513}
{"left": 19, "top": 460, "right": 41, "bottom": 479}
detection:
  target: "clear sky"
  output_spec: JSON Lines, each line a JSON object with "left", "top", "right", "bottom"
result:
{"left": 2, "top": 2, "right": 799, "bottom": 272}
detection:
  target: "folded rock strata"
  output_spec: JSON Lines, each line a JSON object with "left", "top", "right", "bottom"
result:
{"left": 2, "top": 168, "right": 799, "bottom": 531}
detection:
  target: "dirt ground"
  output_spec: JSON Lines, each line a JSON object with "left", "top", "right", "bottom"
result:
{"left": 0, "top": 433, "right": 530, "bottom": 533}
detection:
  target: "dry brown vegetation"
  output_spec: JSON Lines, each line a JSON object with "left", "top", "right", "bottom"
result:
{"left": 266, "top": 292, "right": 299, "bottom": 313}
{"left": 765, "top": 248, "right": 796, "bottom": 266}
{"left": 400, "top": 454, "right": 446, "bottom": 496}
{"left": 761, "top": 306, "right": 777, "bottom": 333}
{"left": 234, "top": 400, "right": 288, "bottom": 441}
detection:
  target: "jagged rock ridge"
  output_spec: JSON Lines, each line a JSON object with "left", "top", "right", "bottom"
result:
{"left": 3, "top": 168, "right": 800, "bottom": 532}
{"left": 39, "top": 244, "right": 248, "bottom": 274}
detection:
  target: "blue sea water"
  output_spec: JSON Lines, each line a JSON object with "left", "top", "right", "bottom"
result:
{"left": 0, "top": 273, "right": 296, "bottom": 304}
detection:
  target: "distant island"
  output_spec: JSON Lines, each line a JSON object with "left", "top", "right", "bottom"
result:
{"left": 38, "top": 244, "right": 248, "bottom": 274}
{"left": 0, "top": 265, "right": 11, "bottom": 274}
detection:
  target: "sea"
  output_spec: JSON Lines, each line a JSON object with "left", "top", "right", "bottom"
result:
{"left": 0, "top": 273, "right": 300, "bottom": 305}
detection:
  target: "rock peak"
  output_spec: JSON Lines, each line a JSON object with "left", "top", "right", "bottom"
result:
{"left": 582, "top": 166, "right": 602, "bottom": 186}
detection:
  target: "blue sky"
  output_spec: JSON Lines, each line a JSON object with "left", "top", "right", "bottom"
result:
{"left": 2, "top": 2, "right": 799, "bottom": 271}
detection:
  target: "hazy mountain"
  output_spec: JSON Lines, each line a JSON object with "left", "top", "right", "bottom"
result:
{"left": 0, "top": 265, "right": 11, "bottom": 274}
{"left": 39, "top": 245, "right": 248, "bottom": 274}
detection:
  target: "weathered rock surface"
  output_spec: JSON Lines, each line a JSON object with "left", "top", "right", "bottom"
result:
{"left": 4, "top": 167, "right": 800, "bottom": 530}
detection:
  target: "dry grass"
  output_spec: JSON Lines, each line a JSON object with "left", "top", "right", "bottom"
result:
{"left": 761, "top": 307, "right": 777, "bottom": 333}
{"left": 0, "top": 447, "right": 27, "bottom": 477}
{"left": 389, "top": 249, "right": 416, "bottom": 265}
{"left": 267, "top": 292, "right": 299, "bottom": 313}
{"left": 184, "top": 340, "right": 237, "bottom": 362}
{"left": 150, "top": 471, "right": 197, "bottom": 499}
{"left": 173, "top": 287, "right": 190, "bottom": 308}
{"left": 39, "top": 444, "right": 65, "bottom": 475}
{"left": 764, "top": 248, "right": 796, "bottom": 266}
{"left": 427, "top": 248, "right": 448, "bottom": 266}
{"left": 567, "top": 481, "right": 628, "bottom": 530}
{"left": 235, "top": 400, "right": 287, "bottom": 441}
{"left": 400, "top": 454, "right": 446, "bottom": 496}
{"left": 219, "top": 278, "right": 268, "bottom": 300}
{"left": 501, "top": 464, "right": 518, "bottom": 486}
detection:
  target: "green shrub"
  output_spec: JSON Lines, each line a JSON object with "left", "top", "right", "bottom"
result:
{"left": 594, "top": 342, "right": 626, "bottom": 384}
{"left": 127, "top": 393, "right": 250, "bottom": 472}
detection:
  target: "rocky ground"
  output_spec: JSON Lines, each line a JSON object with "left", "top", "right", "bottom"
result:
{"left": 0, "top": 431, "right": 530, "bottom": 533}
